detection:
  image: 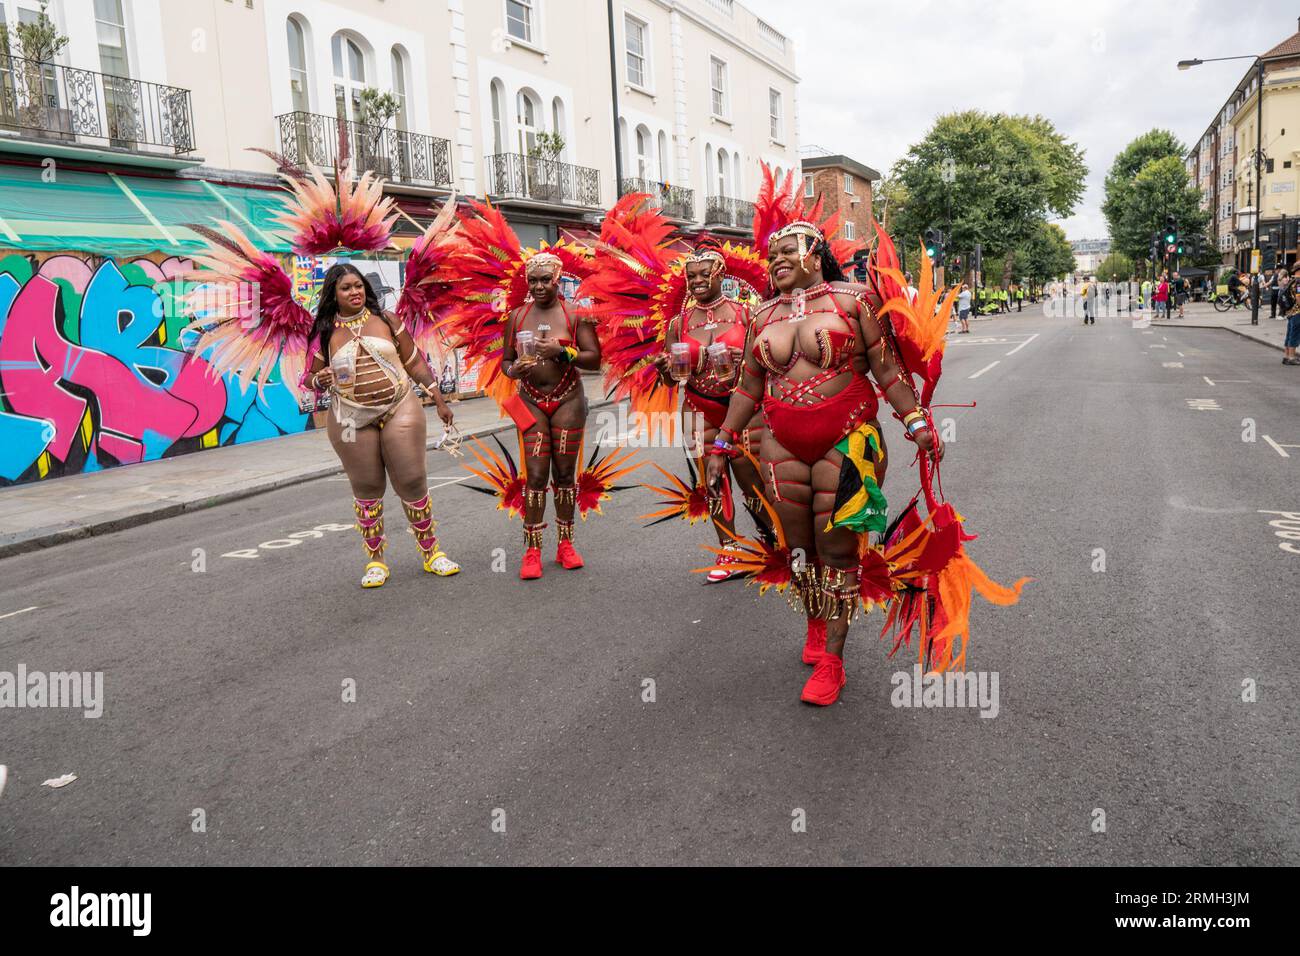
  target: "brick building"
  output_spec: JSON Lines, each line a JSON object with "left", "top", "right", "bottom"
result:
{"left": 800, "top": 153, "right": 881, "bottom": 245}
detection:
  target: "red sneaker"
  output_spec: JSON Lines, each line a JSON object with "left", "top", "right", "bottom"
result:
{"left": 520, "top": 547, "right": 543, "bottom": 580}
{"left": 800, "top": 652, "right": 846, "bottom": 706}
{"left": 802, "top": 618, "right": 827, "bottom": 664}
{"left": 556, "top": 539, "right": 585, "bottom": 570}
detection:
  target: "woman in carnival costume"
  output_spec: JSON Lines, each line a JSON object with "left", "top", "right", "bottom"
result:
{"left": 703, "top": 166, "right": 1028, "bottom": 706}
{"left": 580, "top": 193, "right": 770, "bottom": 582}
{"left": 185, "top": 159, "right": 463, "bottom": 588}
{"left": 439, "top": 201, "right": 640, "bottom": 580}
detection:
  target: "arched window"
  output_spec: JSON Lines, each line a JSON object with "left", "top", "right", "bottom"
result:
{"left": 705, "top": 144, "right": 715, "bottom": 195}
{"left": 551, "top": 97, "right": 566, "bottom": 159}
{"left": 516, "top": 89, "right": 540, "bottom": 153}
{"left": 657, "top": 130, "right": 669, "bottom": 182}
{"left": 733, "top": 153, "right": 742, "bottom": 198}
{"left": 331, "top": 32, "right": 367, "bottom": 121}
{"left": 618, "top": 118, "right": 630, "bottom": 174}
{"left": 635, "top": 125, "right": 651, "bottom": 180}
{"left": 717, "top": 147, "right": 729, "bottom": 197}
{"left": 390, "top": 47, "right": 409, "bottom": 130}
{"left": 286, "top": 17, "right": 310, "bottom": 113}
{"left": 490, "top": 79, "right": 506, "bottom": 154}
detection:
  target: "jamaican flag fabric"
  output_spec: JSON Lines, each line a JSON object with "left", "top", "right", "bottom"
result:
{"left": 826, "top": 422, "right": 887, "bottom": 534}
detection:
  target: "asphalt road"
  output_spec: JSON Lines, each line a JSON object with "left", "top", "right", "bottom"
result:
{"left": 2, "top": 308, "right": 1297, "bottom": 865}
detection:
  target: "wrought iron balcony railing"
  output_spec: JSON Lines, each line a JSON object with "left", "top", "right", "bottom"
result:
{"left": 277, "top": 111, "right": 453, "bottom": 188}
{"left": 0, "top": 53, "right": 194, "bottom": 153}
{"left": 620, "top": 177, "right": 695, "bottom": 221}
{"left": 704, "top": 196, "right": 755, "bottom": 230}
{"left": 485, "top": 152, "right": 601, "bottom": 207}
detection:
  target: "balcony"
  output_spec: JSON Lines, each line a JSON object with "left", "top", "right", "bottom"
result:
{"left": 277, "top": 111, "right": 453, "bottom": 189}
{"left": 703, "top": 195, "right": 755, "bottom": 231}
{"left": 619, "top": 177, "right": 695, "bottom": 221}
{"left": 485, "top": 152, "right": 601, "bottom": 208}
{"left": 0, "top": 53, "right": 194, "bottom": 154}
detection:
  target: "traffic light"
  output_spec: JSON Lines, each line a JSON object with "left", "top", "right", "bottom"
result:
{"left": 923, "top": 228, "right": 939, "bottom": 259}
{"left": 1164, "top": 215, "right": 1178, "bottom": 246}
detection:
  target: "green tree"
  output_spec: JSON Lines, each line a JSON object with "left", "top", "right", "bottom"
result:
{"left": 1113, "top": 154, "right": 1210, "bottom": 266}
{"left": 1102, "top": 129, "right": 1209, "bottom": 263}
{"left": 1093, "top": 252, "right": 1135, "bottom": 282}
{"left": 890, "top": 110, "right": 1087, "bottom": 268}
{"left": 1011, "top": 222, "right": 1075, "bottom": 286}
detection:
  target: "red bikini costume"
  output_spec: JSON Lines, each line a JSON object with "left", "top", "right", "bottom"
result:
{"left": 679, "top": 299, "right": 751, "bottom": 432}
{"left": 513, "top": 299, "right": 582, "bottom": 417}
{"left": 750, "top": 284, "right": 879, "bottom": 467}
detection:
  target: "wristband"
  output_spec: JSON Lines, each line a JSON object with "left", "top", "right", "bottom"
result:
{"left": 906, "top": 418, "right": 929, "bottom": 435}
{"left": 558, "top": 345, "right": 579, "bottom": 363}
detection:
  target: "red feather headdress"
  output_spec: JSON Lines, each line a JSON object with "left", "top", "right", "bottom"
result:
{"left": 752, "top": 163, "right": 865, "bottom": 269}
{"left": 579, "top": 193, "right": 767, "bottom": 441}
{"left": 436, "top": 199, "right": 594, "bottom": 412}
{"left": 274, "top": 161, "right": 398, "bottom": 256}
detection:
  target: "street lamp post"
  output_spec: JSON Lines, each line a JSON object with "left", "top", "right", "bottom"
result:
{"left": 1179, "top": 54, "right": 1266, "bottom": 324}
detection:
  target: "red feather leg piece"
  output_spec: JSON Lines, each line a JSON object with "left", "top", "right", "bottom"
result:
{"left": 694, "top": 485, "right": 793, "bottom": 595}
{"left": 461, "top": 436, "right": 526, "bottom": 519}
{"left": 638, "top": 461, "right": 713, "bottom": 526}
{"left": 575, "top": 445, "right": 645, "bottom": 519}
{"left": 182, "top": 219, "right": 315, "bottom": 398}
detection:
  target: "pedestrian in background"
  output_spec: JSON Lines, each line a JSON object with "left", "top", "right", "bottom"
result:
{"left": 1172, "top": 271, "right": 1187, "bottom": 318}
{"left": 957, "top": 283, "right": 972, "bottom": 334}
{"left": 1269, "top": 267, "right": 1282, "bottom": 318}
{"left": 904, "top": 272, "right": 919, "bottom": 305}
{"left": 1085, "top": 276, "right": 1097, "bottom": 325}
{"left": 1280, "top": 264, "right": 1300, "bottom": 365}
{"left": 1154, "top": 274, "right": 1169, "bottom": 319}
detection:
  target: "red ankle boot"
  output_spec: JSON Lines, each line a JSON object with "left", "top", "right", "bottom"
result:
{"left": 802, "top": 619, "right": 827, "bottom": 664}
{"left": 520, "top": 548, "right": 543, "bottom": 580}
{"left": 520, "top": 523, "right": 546, "bottom": 580}
{"left": 801, "top": 652, "right": 846, "bottom": 705}
{"left": 555, "top": 520, "right": 584, "bottom": 569}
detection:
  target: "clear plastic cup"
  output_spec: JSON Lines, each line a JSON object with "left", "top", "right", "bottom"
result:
{"left": 669, "top": 342, "right": 692, "bottom": 382}
{"left": 517, "top": 330, "right": 537, "bottom": 360}
{"left": 708, "top": 342, "right": 735, "bottom": 379}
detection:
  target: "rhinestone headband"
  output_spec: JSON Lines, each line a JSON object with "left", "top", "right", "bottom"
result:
{"left": 682, "top": 249, "right": 725, "bottom": 272}
{"left": 769, "top": 220, "right": 825, "bottom": 246}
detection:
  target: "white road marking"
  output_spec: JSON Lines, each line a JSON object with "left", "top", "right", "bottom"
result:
{"left": 1186, "top": 399, "right": 1221, "bottom": 411}
{"left": 1263, "top": 435, "right": 1291, "bottom": 458}
{"left": 969, "top": 361, "right": 1000, "bottom": 379}
{"left": 1004, "top": 333, "right": 1039, "bottom": 356}
{"left": 0, "top": 606, "right": 39, "bottom": 621}
{"left": 1149, "top": 344, "right": 1167, "bottom": 349}
{"left": 1177, "top": 352, "right": 1185, "bottom": 357}
{"left": 1204, "top": 376, "right": 1215, "bottom": 386}
{"left": 428, "top": 476, "right": 469, "bottom": 491}
{"left": 1162, "top": 362, "right": 1184, "bottom": 368}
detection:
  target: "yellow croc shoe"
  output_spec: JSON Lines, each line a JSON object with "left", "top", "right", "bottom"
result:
{"left": 424, "top": 550, "right": 460, "bottom": 576}
{"left": 361, "top": 561, "right": 390, "bottom": 588}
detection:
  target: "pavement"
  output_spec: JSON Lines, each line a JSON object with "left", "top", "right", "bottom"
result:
{"left": 1151, "top": 300, "right": 1292, "bottom": 351}
{"left": 1, "top": 312, "right": 1297, "bottom": 865}
{"left": 0, "top": 376, "right": 612, "bottom": 560}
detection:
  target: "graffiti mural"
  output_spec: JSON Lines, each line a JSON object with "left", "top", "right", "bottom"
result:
{"left": 0, "top": 252, "right": 312, "bottom": 485}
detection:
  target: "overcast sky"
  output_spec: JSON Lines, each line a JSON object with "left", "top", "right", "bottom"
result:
{"left": 741, "top": 0, "right": 1297, "bottom": 240}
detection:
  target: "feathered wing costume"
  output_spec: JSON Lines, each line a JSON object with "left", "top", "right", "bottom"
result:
{"left": 439, "top": 199, "right": 642, "bottom": 575}
{"left": 183, "top": 153, "right": 460, "bottom": 394}
{"left": 579, "top": 193, "right": 768, "bottom": 445}
{"left": 696, "top": 165, "right": 1028, "bottom": 674}
{"left": 435, "top": 198, "right": 595, "bottom": 413}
